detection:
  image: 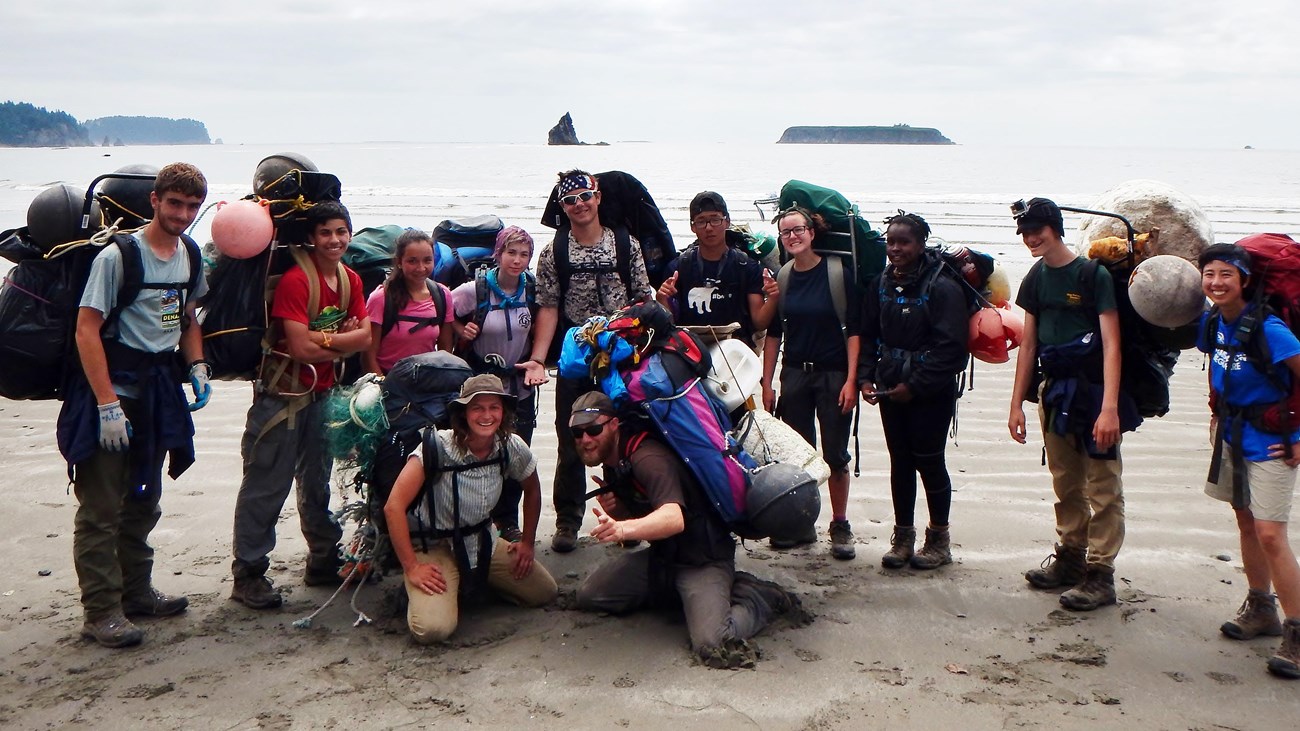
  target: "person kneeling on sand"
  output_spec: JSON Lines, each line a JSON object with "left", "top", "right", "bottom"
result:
{"left": 571, "top": 392, "right": 811, "bottom": 669}
{"left": 1198, "top": 243, "right": 1300, "bottom": 679}
{"left": 384, "top": 375, "right": 557, "bottom": 643}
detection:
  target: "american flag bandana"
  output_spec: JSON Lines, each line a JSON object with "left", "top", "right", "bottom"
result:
{"left": 558, "top": 172, "right": 596, "bottom": 196}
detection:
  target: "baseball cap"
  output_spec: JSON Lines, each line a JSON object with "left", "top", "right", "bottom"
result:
{"left": 690, "top": 191, "right": 729, "bottom": 219}
{"left": 570, "top": 391, "right": 617, "bottom": 427}
{"left": 1013, "top": 197, "right": 1063, "bottom": 235}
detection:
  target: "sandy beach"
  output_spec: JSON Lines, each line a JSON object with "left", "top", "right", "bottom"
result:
{"left": 2, "top": 347, "right": 1296, "bottom": 730}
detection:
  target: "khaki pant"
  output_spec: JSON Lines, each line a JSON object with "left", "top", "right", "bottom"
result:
{"left": 1041, "top": 407, "right": 1125, "bottom": 571}
{"left": 404, "top": 538, "right": 557, "bottom": 644}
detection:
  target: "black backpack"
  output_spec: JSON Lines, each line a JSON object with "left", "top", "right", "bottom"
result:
{"left": 0, "top": 229, "right": 202, "bottom": 401}
{"left": 540, "top": 170, "right": 677, "bottom": 288}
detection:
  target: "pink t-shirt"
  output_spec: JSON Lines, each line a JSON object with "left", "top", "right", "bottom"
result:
{"left": 365, "top": 283, "right": 455, "bottom": 373}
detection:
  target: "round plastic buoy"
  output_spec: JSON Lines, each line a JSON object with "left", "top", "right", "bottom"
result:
{"left": 211, "top": 200, "right": 273, "bottom": 259}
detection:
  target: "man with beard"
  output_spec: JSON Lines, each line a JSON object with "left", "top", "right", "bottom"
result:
{"left": 568, "top": 392, "right": 810, "bottom": 668}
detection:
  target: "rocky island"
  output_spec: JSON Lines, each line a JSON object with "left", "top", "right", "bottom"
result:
{"left": 0, "top": 100, "right": 212, "bottom": 147}
{"left": 84, "top": 116, "right": 211, "bottom": 145}
{"left": 547, "top": 112, "right": 607, "bottom": 146}
{"left": 778, "top": 124, "right": 954, "bottom": 145}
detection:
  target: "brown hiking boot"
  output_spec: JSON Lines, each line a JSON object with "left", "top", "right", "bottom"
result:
{"left": 1221, "top": 589, "right": 1283, "bottom": 641}
{"left": 1267, "top": 618, "right": 1300, "bottom": 679}
{"left": 911, "top": 526, "right": 952, "bottom": 570}
{"left": 122, "top": 588, "right": 189, "bottom": 618}
{"left": 81, "top": 613, "right": 144, "bottom": 648}
{"left": 829, "top": 520, "right": 856, "bottom": 561}
{"left": 1059, "top": 567, "right": 1117, "bottom": 611}
{"left": 231, "top": 574, "right": 283, "bottom": 610}
{"left": 1025, "top": 544, "right": 1086, "bottom": 590}
{"left": 881, "top": 526, "right": 916, "bottom": 569}
{"left": 551, "top": 527, "right": 578, "bottom": 553}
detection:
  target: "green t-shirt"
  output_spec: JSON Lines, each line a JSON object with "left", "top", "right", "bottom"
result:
{"left": 1015, "top": 257, "right": 1116, "bottom": 346}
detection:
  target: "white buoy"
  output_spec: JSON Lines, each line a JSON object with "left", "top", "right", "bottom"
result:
{"left": 1129, "top": 255, "right": 1206, "bottom": 328}
{"left": 1077, "top": 180, "right": 1213, "bottom": 263}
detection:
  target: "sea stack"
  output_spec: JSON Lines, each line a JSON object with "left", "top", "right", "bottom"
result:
{"left": 548, "top": 113, "right": 582, "bottom": 145}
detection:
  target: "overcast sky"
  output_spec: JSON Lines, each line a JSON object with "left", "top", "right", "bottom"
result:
{"left": 5, "top": 1, "right": 1297, "bottom": 149}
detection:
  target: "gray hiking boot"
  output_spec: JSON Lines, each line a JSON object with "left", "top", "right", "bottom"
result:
{"left": 911, "top": 525, "right": 952, "bottom": 570}
{"left": 1267, "top": 618, "right": 1300, "bottom": 679}
{"left": 122, "top": 588, "right": 189, "bottom": 618}
{"left": 304, "top": 555, "right": 345, "bottom": 587}
{"left": 881, "top": 526, "right": 916, "bottom": 569}
{"left": 829, "top": 520, "right": 856, "bottom": 561}
{"left": 231, "top": 574, "right": 283, "bottom": 610}
{"left": 1059, "top": 567, "right": 1117, "bottom": 611}
{"left": 1025, "top": 544, "right": 1086, "bottom": 590}
{"left": 1221, "top": 589, "right": 1283, "bottom": 641}
{"left": 551, "top": 527, "right": 578, "bottom": 554}
{"left": 81, "top": 613, "right": 144, "bottom": 648}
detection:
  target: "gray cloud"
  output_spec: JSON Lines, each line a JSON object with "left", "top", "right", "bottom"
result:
{"left": 3, "top": 0, "right": 1297, "bottom": 147}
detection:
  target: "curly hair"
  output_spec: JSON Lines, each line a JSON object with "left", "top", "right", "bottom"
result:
{"left": 449, "top": 395, "right": 517, "bottom": 450}
{"left": 154, "top": 162, "right": 207, "bottom": 199}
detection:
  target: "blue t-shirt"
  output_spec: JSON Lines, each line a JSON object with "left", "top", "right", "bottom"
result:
{"left": 1200, "top": 309, "right": 1300, "bottom": 460}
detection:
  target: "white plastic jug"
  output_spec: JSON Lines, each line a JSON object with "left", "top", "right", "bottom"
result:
{"left": 703, "top": 339, "right": 762, "bottom": 412}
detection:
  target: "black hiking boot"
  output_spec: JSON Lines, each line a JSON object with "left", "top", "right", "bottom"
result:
{"left": 1025, "top": 544, "right": 1086, "bottom": 590}
{"left": 1267, "top": 619, "right": 1300, "bottom": 679}
{"left": 881, "top": 526, "right": 916, "bottom": 569}
{"left": 910, "top": 525, "right": 952, "bottom": 570}
{"left": 551, "top": 527, "right": 578, "bottom": 553}
{"left": 1221, "top": 589, "right": 1283, "bottom": 641}
{"left": 1059, "top": 567, "right": 1117, "bottom": 612}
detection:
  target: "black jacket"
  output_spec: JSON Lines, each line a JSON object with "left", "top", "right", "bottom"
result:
{"left": 859, "top": 250, "right": 969, "bottom": 397}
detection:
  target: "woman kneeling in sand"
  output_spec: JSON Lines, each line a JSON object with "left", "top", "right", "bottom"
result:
{"left": 384, "top": 374, "right": 557, "bottom": 643}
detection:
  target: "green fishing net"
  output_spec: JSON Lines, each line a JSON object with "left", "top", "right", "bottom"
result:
{"left": 323, "top": 376, "right": 389, "bottom": 475}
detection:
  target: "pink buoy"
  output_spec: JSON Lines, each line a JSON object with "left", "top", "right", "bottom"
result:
{"left": 969, "top": 306, "right": 1023, "bottom": 364}
{"left": 211, "top": 199, "right": 273, "bottom": 259}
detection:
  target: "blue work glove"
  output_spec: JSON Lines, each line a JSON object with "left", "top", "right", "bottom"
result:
{"left": 188, "top": 360, "right": 212, "bottom": 411}
{"left": 98, "top": 400, "right": 132, "bottom": 452}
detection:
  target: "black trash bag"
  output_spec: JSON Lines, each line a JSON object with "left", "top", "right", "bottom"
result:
{"left": 0, "top": 247, "right": 98, "bottom": 400}
{"left": 199, "top": 247, "right": 279, "bottom": 380}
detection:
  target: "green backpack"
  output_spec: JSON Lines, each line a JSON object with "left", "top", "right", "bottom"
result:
{"left": 776, "top": 179, "right": 885, "bottom": 290}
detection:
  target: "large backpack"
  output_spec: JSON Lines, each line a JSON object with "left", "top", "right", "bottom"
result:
{"left": 776, "top": 179, "right": 885, "bottom": 290}
{"left": 540, "top": 170, "right": 678, "bottom": 288}
{"left": 564, "top": 302, "right": 815, "bottom": 540}
{"left": 363, "top": 351, "right": 473, "bottom": 544}
{"left": 0, "top": 228, "right": 202, "bottom": 401}
{"left": 1021, "top": 256, "right": 1177, "bottom": 419}
{"left": 432, "top": 215, "right": 503, "bottom": 290}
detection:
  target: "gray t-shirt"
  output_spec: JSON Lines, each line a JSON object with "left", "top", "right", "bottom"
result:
{"left": 409, "top": 430, "right": 537, "bottom": 568}
{"left": 79, "top": 232, "right": 207, "bottom": 354}
{"left": 451, "top": 278, "right": 534, "bottom": 398}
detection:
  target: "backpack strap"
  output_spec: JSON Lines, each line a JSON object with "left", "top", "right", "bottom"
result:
{"left": 381, "top": 279, "right": 447, "bottom": 339}
{"left": 412, "top": 429, "right": 507, "bottom": 588}
{"left": 104, "top": 233, "right": 204, "bottom": 337}
{"left": 612, "top": 226, "right": 635, "bottom": 303}
{"left": 826, "top": 255, "right": 847, "bottom": 340}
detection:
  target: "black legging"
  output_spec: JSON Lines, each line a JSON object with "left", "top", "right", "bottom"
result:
{"left": 878, "top": 380, "right": 956, "bottom": 528}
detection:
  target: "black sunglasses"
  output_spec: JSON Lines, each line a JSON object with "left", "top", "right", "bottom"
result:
{"left": 569, "top": 419, "right": 611, "bottom": 439}
{"left": 559, "top": 190, "right": 597, "bottom": 206}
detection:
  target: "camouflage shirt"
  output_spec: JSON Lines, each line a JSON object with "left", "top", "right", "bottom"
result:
{"left": 535, "top": 226, "right": 652, "bottom": 324}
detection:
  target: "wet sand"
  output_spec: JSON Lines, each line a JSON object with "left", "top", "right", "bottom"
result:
{"left": 0, "top": 354, "right": 1295, "bottom": 730}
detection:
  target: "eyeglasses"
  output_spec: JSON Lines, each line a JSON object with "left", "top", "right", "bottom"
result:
{"left": 559, "top": 190, "right": 597, "bottom": 206}
{"left": 778, "top": 225, "right": 810, "bottom": 239}
{"left": 691, "top": 216, "right": 728, "bottom": 229}
{"left": 569, "top": 419, "right": 611, "bottom": 439}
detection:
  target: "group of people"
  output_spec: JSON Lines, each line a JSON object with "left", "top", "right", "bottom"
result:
{"left": 55, "top": 164, "right": 1298, "bottom": 679}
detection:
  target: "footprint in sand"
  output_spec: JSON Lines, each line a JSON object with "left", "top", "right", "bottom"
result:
{"left": 1205, "top": 671, "right": 1240, "bottom": 685}
{"left": 794, "top": 648, "right": 821, "bottom": 662}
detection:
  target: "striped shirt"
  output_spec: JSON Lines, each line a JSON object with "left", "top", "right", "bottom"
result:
{"left": 409, "top": 429, "right": 536, "bottom": 568}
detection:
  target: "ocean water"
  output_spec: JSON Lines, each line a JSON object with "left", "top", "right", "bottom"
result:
{"left": 3, "top": 142, "right": 1298, "bottom": 280}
